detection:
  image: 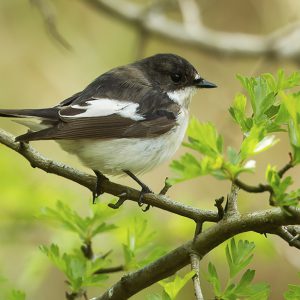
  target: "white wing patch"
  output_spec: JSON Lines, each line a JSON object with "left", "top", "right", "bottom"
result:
{"left": 60, "top": 99, "right": 144, "bottom": 121}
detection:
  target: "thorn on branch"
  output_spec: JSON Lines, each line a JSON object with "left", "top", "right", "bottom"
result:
{"left": 108, "top": 192, "right": 128, "bottom": 209}
{"left": 100, "top": 249, "right": 113, "bottom": 260}
{"left": 159, "top": 177, "right": 172, "bottom": 195}
{"left": 214, "top": 196, "right": 225, "bottom": 220}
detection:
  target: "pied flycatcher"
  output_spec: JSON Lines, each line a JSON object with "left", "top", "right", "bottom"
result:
{"left": 0, "top": 53, "right": 216, "bottom": 205}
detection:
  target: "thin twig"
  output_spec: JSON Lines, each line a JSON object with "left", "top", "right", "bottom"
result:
{"left": 190, "top": 221, "right": 204, "bottom": 300}
{"left": 94, "top": 265, "right": 124, "bottom": 275}
{"left": 30, "top": 0, "right": 72, "bottom": 50}
{"left": 278, "top": 153, "right": 294, "bottom": 178}
{"left": 234, "top": 179, "right": 273, "bottom": 193}
{"left": 190, "top": 252, "right": 204, "bottom": 300}
{"left": 275, "top": 226, "right": 300, "bottom": 250}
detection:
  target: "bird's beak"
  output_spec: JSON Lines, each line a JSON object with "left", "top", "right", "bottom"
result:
{"left": 194, "top": 78, "right": 217, "bottom": 89}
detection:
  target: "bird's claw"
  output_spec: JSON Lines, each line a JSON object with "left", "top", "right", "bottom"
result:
{"left": 93, "top": 170, "right": 109, "bottom": 203}
{"left": 138, "top": 185, "right": 152, "bottom": 212}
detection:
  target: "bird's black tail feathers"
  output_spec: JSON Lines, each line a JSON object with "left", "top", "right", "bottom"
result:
{"left": 0, "top": 107, "right": 60, "bottom": 142}
{"left": 0, "top": 108, "right": 59, "bottom": 119}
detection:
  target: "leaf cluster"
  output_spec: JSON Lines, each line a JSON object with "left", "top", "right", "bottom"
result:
{"left": 147, "top": 271, "right": 195, "bottom": 300}
{"left": 205, "top": 238, "right": 270, "bottom": 300}
{"left": 122, "top": 218, "right": 165, "bottom": 270}
{"left": 170, "top": 70, "right": 300, "bottom": 206}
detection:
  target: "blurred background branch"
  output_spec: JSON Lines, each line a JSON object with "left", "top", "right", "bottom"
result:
{"left": 82, "top": 0, "right": 300, "bottom": 59}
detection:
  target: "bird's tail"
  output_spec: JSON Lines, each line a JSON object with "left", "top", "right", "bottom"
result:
{"left": 0, "top": 108, "right": 59, "bottom": 120}
{"left": 0, "top": 107, "right": 60, "bottom": 142}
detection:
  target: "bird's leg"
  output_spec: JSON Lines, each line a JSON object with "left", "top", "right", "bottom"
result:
{"left": 93, "top": 170, "right": 109, "bottom": 204}
{"left": 123, "top": 170, "right": 152, "bottom": 211}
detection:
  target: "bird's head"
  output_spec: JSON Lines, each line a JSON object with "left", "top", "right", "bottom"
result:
{"left": 135, "top": 53, "right": 217, "bottom": 108}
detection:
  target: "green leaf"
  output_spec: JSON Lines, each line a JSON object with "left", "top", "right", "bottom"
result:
{"left": 229, "top": 94, "right": 251, "bottom": 132}
{"left": 146, "top": 293, "right": 171, "bottom": 300}
{"left": 40, "top": 201, "right": 117, "bottom": 242}
{"left": 40, "top": 244, "right": 109, "bottom": 292}
{"left": 122, "top": 218, "right": 162, "bottom": 269}
{"left": 226, "top": 239, "right": 255, "bottom": 279}
{"left": 206, "top": 239, "right": 270, "bottom": 300}
{"left": 159, "top": 271, "right": 195, "bottom": 300}
{"left": 169, "top": 153, "right": 203, "bottom": 184}
{"left": 185, "top": 118, "right": 223, "bottom": 157}
{"left": 284, "top": 284, "right": 300, "bottom": 300}
{"left": 265, "top": 165, "right": 299, "bottom": 206}
{"left": 240, "top": 125, "right": 278, "bottom": 160}
{"left": 205, "top": 262, "right": 221, "bottom": 296}
{"left": 280, "top": 92, "right": 300, "bottom": 164}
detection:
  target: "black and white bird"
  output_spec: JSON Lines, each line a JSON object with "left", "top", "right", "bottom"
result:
{"left": 0, "top": 53, "right": 216, "bottom": 204}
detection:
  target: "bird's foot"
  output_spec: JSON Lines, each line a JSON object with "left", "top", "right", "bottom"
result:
{"left": 123, "top": 170, "right": 153, "bottom": 212}
{"left": 93, "top": 170, "right": 109, "bottom": 203}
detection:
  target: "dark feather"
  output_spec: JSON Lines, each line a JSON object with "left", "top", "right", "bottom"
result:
{"left": 16, "top": 110, "right": 178, "bottom": 142}
{"left": 0, "top": 108, "right": 59, "bottom": 120}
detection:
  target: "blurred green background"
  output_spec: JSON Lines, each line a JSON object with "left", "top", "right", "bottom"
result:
{"left": 0, "top": 0, "right": 300, "bottom": 299}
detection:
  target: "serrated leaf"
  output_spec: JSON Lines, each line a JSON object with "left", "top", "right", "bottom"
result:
{"left": 147, "top": 293, "right": 171, "bottom": 300}
{"left": 159, "top": 271, "right": 195, "bottom": 300}
{"left": 40, "top": 201, "right": 117, "bottom": 242}
{"left": 229, "top": 94, "right": 249, "bottom": 132}
{"left": 235, "top": 269, "right": 255, "bottom": 292}
{"left": 226, "top": 239, "right": 255, "bottom": 278}
{"left": 206, "top": 262, "right": 221, "bottom": 295}
{"left": 265, "top": 165, "right": 299, "bottom": 206}
{"left": 240, "top": 125, "right": 278, "bottom": 160}
{"left": 185, "top": 118, "right": 223, "bottom": 157}
{"left": 169, "top": 153, "right": 203, "bottom": 184}
{"left": 284, "top": 284, "right": 300, "bottom": 300}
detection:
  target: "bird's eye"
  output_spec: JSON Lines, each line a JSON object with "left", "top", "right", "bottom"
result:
{"left": 170, "top": 73, "right": 182, "bottom": 83}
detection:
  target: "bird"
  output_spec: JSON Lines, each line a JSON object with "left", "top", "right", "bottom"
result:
{"left": 0, "top": 53, "right": 216, "bottom": 207}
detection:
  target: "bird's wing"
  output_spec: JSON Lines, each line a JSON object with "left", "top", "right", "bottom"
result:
{"left": 16, "top": 97, "right": 180, "bottom": 141}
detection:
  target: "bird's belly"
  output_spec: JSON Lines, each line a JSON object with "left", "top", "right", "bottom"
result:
{"left": 58, "top": 111, "right": 188, "bottom": 176}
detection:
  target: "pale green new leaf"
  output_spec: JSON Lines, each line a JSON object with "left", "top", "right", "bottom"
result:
{"left": 226, "top": 239, "right": 255, "bottom": 279}
{"left": 206, "top": 262, "right": 222, "bottom": 296}
{"left": 159, "top": 271, "right": 195, "bottom": 300}
{"left": 284, "top": 285, "right": 300, "bottom": 300}
{"left": 229, "top": 94, "right": 252, "bottom": 132}
{"left": 185, "top": 118, "right": 223, "bottom": 157}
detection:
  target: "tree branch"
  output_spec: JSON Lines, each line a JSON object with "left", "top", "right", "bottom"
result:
{"left": 84, "top": 0, "right": 300, "bottom": 59}
{"left": 275, "top": 226, "right": 300, "bottom": 250}
{"left": 233, "top": 179, "right": 272, "bottom": 194}
{"left": 0, "top": 129, "right": 218, "bottom": 223}
{"left": 224, "top": 184, "right": 239, "bottom": 218}
{"left": 190, "top": 252, "right": 204, "bottom": 300}
{"left": 92, "top": 207, "right": 300, "bottom": 300}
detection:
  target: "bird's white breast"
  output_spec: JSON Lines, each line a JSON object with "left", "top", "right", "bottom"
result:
{"left": 58, "top": 108, "right": 189, "bottom": 176}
